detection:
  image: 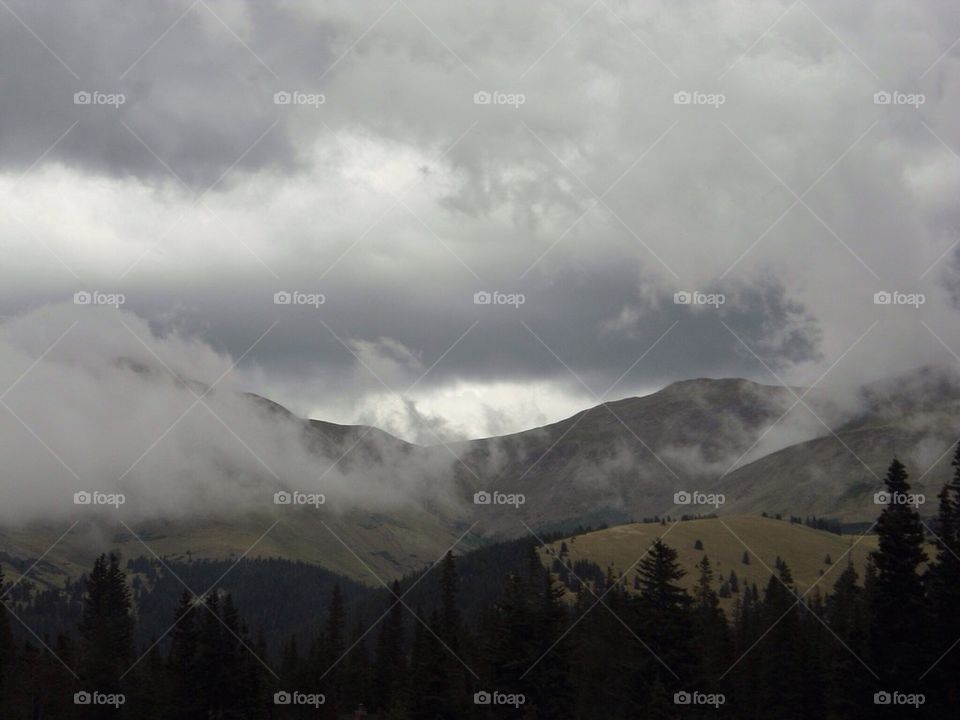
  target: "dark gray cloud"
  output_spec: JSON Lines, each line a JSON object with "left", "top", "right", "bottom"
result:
{"left": 1, "top": 0, "right": 959, "bottom": 440}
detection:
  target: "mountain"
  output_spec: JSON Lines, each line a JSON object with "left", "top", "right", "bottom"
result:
{"left": 3, "top": 367, "right": 959, "bottom": 588}
{"left": 452, "top": 378, "right": 809, "bottom": 534}
{"left": 712, "top": 366, "right": 960, "bottom": 521}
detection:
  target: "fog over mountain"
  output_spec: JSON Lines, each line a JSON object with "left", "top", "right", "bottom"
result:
{"left": 5, "top": 3, "right": 960, "bottom": 718}
{"left": 0, "top": 303, "right": 461, "bottom": 523}
{"left": 1, "top": 0, "right": 959, "bottom": 446}
{"left": 2, "top": 301, "right": 957, "bottom": 539}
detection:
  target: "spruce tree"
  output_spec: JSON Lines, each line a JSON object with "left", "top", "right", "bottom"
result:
{"left": 824, "top": 560, "right": 871, "bottom": 719}
{"left": 691, "top": 556, "right": 731, "bottom": 691}
{"left": 437, "top": 552, "right": 466, "bottom": 717}
{"left": 755, "top": 562, "right": 804, "bottom": 720}
{"left": 78, "top": 553, "right": 134, "bottom": 703}
{"left": 528, "top": 568, "right": 573, "bottom": 718}
{"left": 322, "top": 584, "right": 346, "bottom": 718}
{"left": 343, "top": 619, "right": 371, "bottom": 713}
{"left": 373, "top": 581, "right": 406, "bottom": 714}
{"left": 168, "top": 591, "right": 200, "bottom": 720}
{"left": 633, "top": 539, "right": 693, "bottom": 701}
{"left": 924, "top": 442, "right": 960, "bottom": 711}
{"left": 408, "top": 609, "right": 448, "bottom": 720}
{"left": 0, "top": 565, "right": 12, "bottom": 714}
{"left": 195, "top": 592, "right": 226, "bottom": 716}
{"left": 868, "top": 458, "right": 927, "bottom": 687}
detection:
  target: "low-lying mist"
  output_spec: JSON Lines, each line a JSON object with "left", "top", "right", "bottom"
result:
{"left": 0, "top": 303, "right": 460, "bottom": 524}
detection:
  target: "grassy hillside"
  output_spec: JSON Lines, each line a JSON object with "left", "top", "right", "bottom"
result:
{"left": 0, "top": 506, "right": 478, "bottom": 591}
{"left": 538, "top": 515, "right": 911, "bottom": 611}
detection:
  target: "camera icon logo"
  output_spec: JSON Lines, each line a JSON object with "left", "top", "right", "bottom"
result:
{"left": 74, "top": 491, "right": 92, "bottom": 505}
{"left": 674, "top": 91, "right": 692, "bottom": 105}
{"left": 274, "top": 91, "right": 292, "bottom": 105}
{"left": 474, "top": 491, "right": 491, "bottom": 505}
{"left": 74, "top": 91, "right": 92, "bottom": 105}
{"left": 474, "top": 291, "right": 492, "bottom": 305}
{"left": 274, "top": 691, "right": 292, "bottom": 705}
{"left": 274, "top": 291, "right": 292, "bottom": 305}
{"left": 473, "top": 91, "right": 492, "bottom": 105}
{"left": 74, "top": 691, "right": 92, "bottom": 705}
{"left": 274, "top": 491, "right": 292, "bottom": 505}
{"left": 674, "top": 691, "right": 692, "bottom": 705}
{"left": 874, "top": 491, "right": 891, "bottom": 505}
{"left": 873, "top": 91, "right": 892, "bottom": 105}
{"left": 673, "top": 291, "right": 692, "bottom": 305}
{"left": 474, "top": 691, "right": 491, "bottom": 705}
{"left": 873, "top": 291, "right": 892, "bottom": 305}
{"left": 674, "top": 491, "right": 692, "bottom": 505}
{"left": 74, "top": 290, "right": 92, "bottom": 305}
{"left": 874, "top": 691, "right": 891, "bottom": 705}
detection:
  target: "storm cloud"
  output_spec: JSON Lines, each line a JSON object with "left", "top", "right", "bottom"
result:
{"left": 1, "top": 0, "right": 959, "bottom": 442}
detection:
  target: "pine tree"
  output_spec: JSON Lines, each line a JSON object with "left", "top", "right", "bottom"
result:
{"left": 195, "top": 592, "right": 226, "bottom": 716}
{"left": 219, "top": 593, "right": 251, "bottom": 715}
{"left": 925, "top": 442, "right": 960, "bottom": 711}
{"left": 168, "top": 591, "right": 201, "bottom": 720}
{"left": 528, "top": 568, "right": 573, "bottom": 718}
{"left": 484, "top": 572, "right": 534, "bottom": 710}
{"left": 408, "top": 609, "right": 448, "bottom": 720}
{"left": 78, "top": 553, "right": 134, "bottom": 702}
{"left": 373, "top": 582, "right": 406, "bottom": 713}
{"left": 632, "top": 539, "right": 693, "bottom": 701}
{"left": 129, "top": 633, "right": 169, "bottom": 720}
{"left": 343, "top": 619, "right": 372, "bottom": 713}
{"left": 691, "top": 556, "right": 731, "bottom": 691}
{"left": 824, "top": 560, "right": 871, "bottom": 719}
{"left": 167, "top": 590, "right": 200, "bottom": 720}
{"left": 868, "top": 458, "right": 927, "bottom": 687}
{"left": 280, "top": 633, "right": 299, "bottom": 680}
{"left": 755, "top": 562, "right": 805, "bottom": 719}
{"left": 322, "top": 584, "right": 346, "bottom": 718}
{"left": 0, "top": 565, "right": 13, "bottom": 714}
{"left": 437, "top": 552, "right": 467, "bottom": 717}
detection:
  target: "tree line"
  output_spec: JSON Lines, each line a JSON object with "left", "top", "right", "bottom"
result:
{"left": 2, "top": 448, "right": 960, "bottom": 717}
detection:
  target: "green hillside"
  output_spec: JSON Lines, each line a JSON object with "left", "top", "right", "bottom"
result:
{"left": 538, "top": 515, "right": 918, "bottom": 610}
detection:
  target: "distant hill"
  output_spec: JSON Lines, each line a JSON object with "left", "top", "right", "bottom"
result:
{"left": 451, "top": 377, "right": 804, "bottom": 535}
{"left": 711, "top": 366, "right": 960, "bottom": 521}
{"left": 537, "top": 515, "right": 913, "bottom": 612}
{"left": 3, "top": 367, "right": 958, "bottom": 587}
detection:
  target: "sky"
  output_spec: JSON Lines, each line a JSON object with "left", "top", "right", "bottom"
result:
{"left": 2, "top": 0, "right": 960, "bottom": 446}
